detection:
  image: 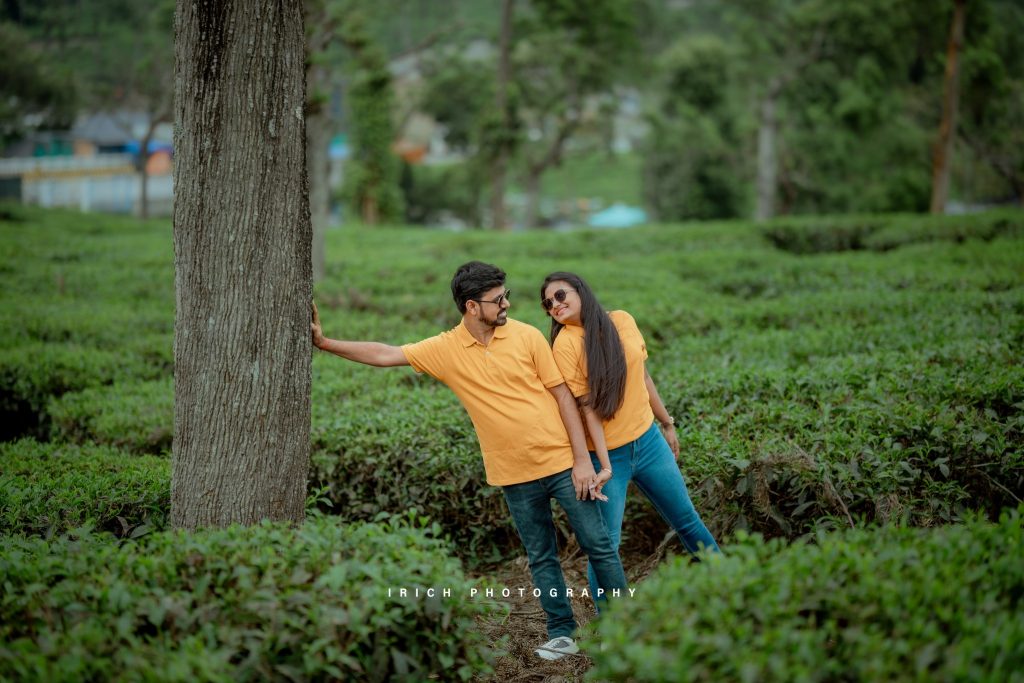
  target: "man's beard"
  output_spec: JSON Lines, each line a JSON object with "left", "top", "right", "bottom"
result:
{"left": 482, "top": 310, "right": 508, "bottom": 327}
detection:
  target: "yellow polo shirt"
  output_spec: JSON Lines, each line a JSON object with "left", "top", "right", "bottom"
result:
{"left": 402, "top": 318, "right": 574, "bottom": 486}
{"left": 551, "top": 310, "right": 655, "bottom": 451}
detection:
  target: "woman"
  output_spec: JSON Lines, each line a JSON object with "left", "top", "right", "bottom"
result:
{"left": 539, "top": 272, "right": 719, "bottom": 599}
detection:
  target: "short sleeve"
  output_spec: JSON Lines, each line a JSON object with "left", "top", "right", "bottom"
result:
{"left": 527, "top": 326, "right": 568, "bottom": 389}
{"left": 551, "top": 330, "right": 589, "bottom": 397}
{"left": 402, "top": 334, "right": 450, "bottom": 382}
{"left": 616, "top": 310, "right": 648, "bottom": 361}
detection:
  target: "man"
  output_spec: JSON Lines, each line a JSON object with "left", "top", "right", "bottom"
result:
{"left": 311, "top": 261, "right": 627, "bottom": 661}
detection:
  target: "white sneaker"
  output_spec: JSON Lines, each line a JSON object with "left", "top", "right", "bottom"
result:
{"left": 535, "top": 637, "right": 580, "bottom": 661}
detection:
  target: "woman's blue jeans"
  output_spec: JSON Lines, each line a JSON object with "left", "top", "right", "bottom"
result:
{"left": 587, "top": 421, "right": 719, "bottom": 604}
{"left": 502, "top": 468, "right": 628, "bottom": 639}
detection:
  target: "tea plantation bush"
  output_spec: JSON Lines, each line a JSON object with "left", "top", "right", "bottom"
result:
{"left": 0, "top": 439, "right": 169, "bottom": 538}
{"left": 309, "top": 365, "right": 518, "bottom": 564}
{"left": 48, "top": 378, "right": 173, "bottom": 455}
{"left": 0, "top": 344, "right": 161, "bottom": 441}
{"left": 762, "top": 210, "right": 1023, "bottom": 254}
{"left": 0, "top": 514, "right": 496, "bottom": 682}
{"left": 2, "top": 204, "right": 1022, "bottom": 559}
{"left": 587, "top": 508, "right": 1024, "bottom": 682}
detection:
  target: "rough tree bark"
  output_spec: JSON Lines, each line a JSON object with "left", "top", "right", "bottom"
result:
{"left": 930, "top": 0, "right": 966, "bottom": 215}
{"left": 172, "top": 0, "right": 312, "bottom": 530}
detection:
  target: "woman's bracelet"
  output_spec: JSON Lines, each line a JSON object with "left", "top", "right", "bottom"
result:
{"left": 600, "top": 467, "right": 612, "bottom": 476}
{"left": 660, "top": 416, "right": 676, "bottom": 429}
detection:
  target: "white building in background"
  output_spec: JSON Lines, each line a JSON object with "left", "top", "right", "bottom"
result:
{"left": 0, "top": 112, "right": 175, "bottom": 216}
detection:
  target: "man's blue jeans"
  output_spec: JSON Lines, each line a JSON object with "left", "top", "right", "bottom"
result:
{"left": 587, "top": 421, "right": 720, "bottom": 602}
{"left": 502, "top": 468, "right": 628, "bottom": 639}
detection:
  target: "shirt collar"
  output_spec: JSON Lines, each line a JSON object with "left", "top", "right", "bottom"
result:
{"left": 457, "top": 318, "right": 510, "bottom": 347}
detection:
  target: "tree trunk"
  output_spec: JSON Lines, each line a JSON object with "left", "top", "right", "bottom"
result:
{"left": 755, "top": 85, "right": 779, "bottom": 222}
{"left": 172, "top": 0, "right": 312, "bottom": 531}
{"left": 930, "top": 0, "right": 966, "bottom": 215}
{"left": 139, "top": 158, "right": 150, "bottom": 220}
{"left": 524, "top": 171, "right": 541, "bottom": 229}
{"left": 138, "top": 120, "right": 157, "bottom": 220}
{"left": 490, "top": 0, "right": 514, "bottom": 230}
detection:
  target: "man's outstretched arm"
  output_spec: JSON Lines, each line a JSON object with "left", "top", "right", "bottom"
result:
{"left": 311, "top": 302, "right": 409, "bottom": 367}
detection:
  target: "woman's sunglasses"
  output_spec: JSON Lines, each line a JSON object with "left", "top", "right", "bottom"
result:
{"left": 541, "top": 288, "right": 573, "bottom": 311}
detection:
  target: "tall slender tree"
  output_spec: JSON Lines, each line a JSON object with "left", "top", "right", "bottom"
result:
{"left": 172, "top": 0, "right": 312, "bottom": 530}
{"left": 489, "top": 0, "right": 515, "bottom": 230}
{"left": 305, "top": 0, "right": 340, "bottom": 281}
{"left": 930, "top": 0, "right": 967, "bottom": 214}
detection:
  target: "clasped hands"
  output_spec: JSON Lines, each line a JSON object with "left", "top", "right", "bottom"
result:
{"left": 573, "top": 464, "right": 612, "bottom": 502}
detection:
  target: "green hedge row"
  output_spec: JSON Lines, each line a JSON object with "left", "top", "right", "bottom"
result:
{"left": 588, "top": 508, "right": 1024, "bottom": 682}
{"left": 670, "top": 339, "right": 1024, "bottom": 538}
{"left": 0, "top": 514, "right": 495, "bottom": 682}
{"left": 0, "top": 438, "right": 169, "bottom": 538}
{"left": 761, "top": 210, "right": 1024, "bottom": 254}
{"left": 0, "top": 343, "right": 167, "bottom": 441}
{"left": 48, "top": 378, "right": 173, "bottom": 455}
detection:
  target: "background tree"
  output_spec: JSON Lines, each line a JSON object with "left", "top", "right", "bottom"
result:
{"left": 512, "top": 0, "right": 637, "bottom": 228}
{"left": 957, "top": 0, "right": 1024, "bottom": 204}
{"left": 487, "top": 0, "right": 516, "bottom": 230}
{"left": 641, "top": 35, "right": 748, "bottom": 221}
{"left": 172, "top": 0, "right": 312, "bottom": 530}
{"left": 0, "top": 21, "right": 74, "bottom": 148}
{"left": 419, "top": 52, "right": 494, "bottom": 154}
{"left": 338, "top": 7, "right": 403, "bottom": 225}
{"left": 930, "top": 0, "right": 967, "bottom": 214}
{"left": 304, "top": 0, "right": 341, "bottom": 280}
{"left": 119, "top": 1, "right": 175, "bottom": 219}
{"left": 3, "top": 0, "right": 174, "bottom": 218}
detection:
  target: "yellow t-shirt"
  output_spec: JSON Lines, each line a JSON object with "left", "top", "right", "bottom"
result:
{"left": 551, "top": 310, "right": 655, "bottom": 451}
{"left": 402, "top": 318, "right": 574, "bottom": 486}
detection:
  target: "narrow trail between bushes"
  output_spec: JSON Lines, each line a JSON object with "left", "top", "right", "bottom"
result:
{"left": 472, "top": 538, "right": 676, "bottom": 682}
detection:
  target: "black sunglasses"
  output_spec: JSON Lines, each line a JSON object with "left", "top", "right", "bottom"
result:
{"left": 541, "top": 288, "right": 573, "bottom": 311}
{"left": 470, "top": 289, "right": 511, "bottom": 306}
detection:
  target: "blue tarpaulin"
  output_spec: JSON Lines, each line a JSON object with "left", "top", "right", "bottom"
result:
{"left": 587, "top": 203, "right": 647, "bottom": 228}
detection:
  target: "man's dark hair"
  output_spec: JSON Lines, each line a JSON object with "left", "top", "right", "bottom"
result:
{"left": 451, "top": 261, "right": 506, "bottom": 313}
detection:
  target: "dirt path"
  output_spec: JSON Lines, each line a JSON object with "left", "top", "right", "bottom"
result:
{"left": 471, "top": 536, "right": 675, "bottom": 682}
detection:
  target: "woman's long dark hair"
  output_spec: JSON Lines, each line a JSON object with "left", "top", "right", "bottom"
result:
{"left": 541, "top": 272, "right": 626, "bottom": 421}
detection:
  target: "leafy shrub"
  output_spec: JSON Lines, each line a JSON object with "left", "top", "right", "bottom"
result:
{"left": 587, "top": 508, "right": 1024, "bottom": 682}
{"left": 48, "top": 378, "right": 173, "bottom": 455}
{"left": 0, "top": 438, "right": 169, "bottom": 538}
{"left": 0, "top": 344, "right": 160, "bottom": 440}
{"left": 0, "top": 515, "right": 496, "bottom": 682}
{"left": 401, "top": 162, "right": 483, "bottom": 227}
{"left": 3, "top": 204, "right": 1023, "bottom": 565}
{"left": 310, "top": 371, "right": 517, "bottom": 565}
